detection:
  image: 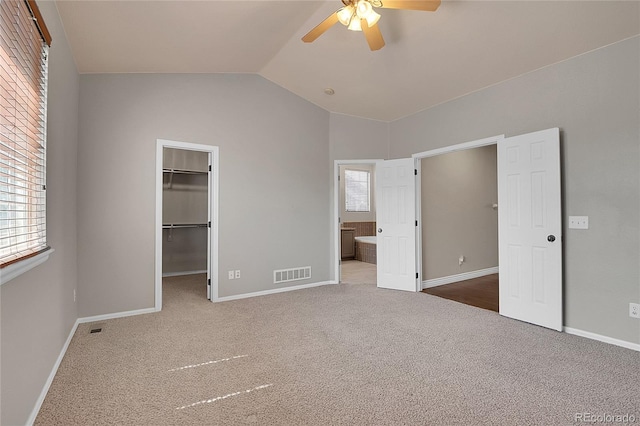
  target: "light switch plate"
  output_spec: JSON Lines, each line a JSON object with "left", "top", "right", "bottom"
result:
{"left": 568, "top": 216, "right": 589, "bottom": 229}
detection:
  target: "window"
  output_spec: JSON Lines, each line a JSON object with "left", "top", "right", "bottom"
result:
{"left": 0, "top": 0, "right": 51, "bottom": 269}
{"left": 345, "top": 169, "right": 370, "bottom": 212}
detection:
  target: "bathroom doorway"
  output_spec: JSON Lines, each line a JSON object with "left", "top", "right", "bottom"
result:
{"left": 334, "top": 160, "right": 379, "bottom": 284}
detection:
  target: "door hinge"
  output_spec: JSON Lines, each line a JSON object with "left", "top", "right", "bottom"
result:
{"left": 338, "top": 217, "right": 341, "bottom": 223}
{"left": 414, "top": 169, "right": 417, "bottom": 176}
{"left": 208, "top": 221, "right": 211, "bottom": 228}
{"left": 208, "top": 165, "right": 212, "bottom": 172}
{"left": 416, "top": 272, "right": 419, "bottom": 279}
{"left": 208, "top": 279, "right": 211, "bottom": 287}
{"left": 415, "top": 220, "right": 418, "bottom": 226}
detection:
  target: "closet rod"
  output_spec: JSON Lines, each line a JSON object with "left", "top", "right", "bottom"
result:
{"left": 162, "top": 168, "right": 208, "bottom": 175}
{"left": 162, "top": 223, "right": 208, "bottom": 229}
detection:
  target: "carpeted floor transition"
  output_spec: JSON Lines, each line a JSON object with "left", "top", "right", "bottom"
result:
{"left": 36, "top": 275, "right": 639, "bottom": 425}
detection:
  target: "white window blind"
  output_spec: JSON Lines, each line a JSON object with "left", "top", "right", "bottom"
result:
{"left": 345, "top": 169, "right": 370, "bottom": 212}
{"left": 0, "top": 0, "right": 50, "bottom": 267}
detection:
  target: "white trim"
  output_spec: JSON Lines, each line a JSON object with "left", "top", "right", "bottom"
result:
{"left": 564, "top": 327, "right": 640, "bottom": 352}
{"left": 78, "top": 307, "right": 158, "bottom": 324}
{"left": 162, "top": 270, "right": 207, "bottom": 278}
{"left": 333, "top": 159, "right": 382, "bottom": 284}
{"left": 414, "top": 158, "right": 422, "bottom": 291}
{"left": 0, "top": 248, "right": 54, "bottom": 286}
{"left": 156, "top": 139, "right": 220, "bottom": 308}
{"left": 26, "top": 317, "right": 79, "bottom": 426}
{"left": 412, "top": 134, "right": 505, "bottom": 159}
{"left": 216, "top": 281, "right": 335, "bottom": 302}
{"left": 421, "top": 267, "right": 499, "bottom": 289}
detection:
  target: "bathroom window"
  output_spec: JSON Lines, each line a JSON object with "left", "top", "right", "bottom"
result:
{"left": 345, "top": 170, "right": 370, "bottom": 212}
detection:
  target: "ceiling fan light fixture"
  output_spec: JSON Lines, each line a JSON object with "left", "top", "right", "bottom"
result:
{"left": 365, "top": 10, "right": 381, "bottom": 27}
{"left": 337, "top": 5, "right": 355, "bottom": 26}
{"left": 356, "top": 0, "right": 373, "bottom": 19}
{"left": 347, "top": 16, "right": 362, "bottom": 31}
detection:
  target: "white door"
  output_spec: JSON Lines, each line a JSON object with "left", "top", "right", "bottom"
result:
{"left": 376, "top": 158, "right": 417, "bottom": 291}
{"left": 206, "top": 154, "right": 212, "bottom": 301}
{"left": 498, "top": 128, "right": 562, "bottom": 331}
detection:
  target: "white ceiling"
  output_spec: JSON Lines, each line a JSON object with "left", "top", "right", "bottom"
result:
{"left": 55, "top": 0, "right": 640, "bottom": 121}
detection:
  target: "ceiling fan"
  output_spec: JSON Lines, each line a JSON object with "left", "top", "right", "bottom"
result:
{"left": 302, "top": 0, "right": 441, "bottom": 51}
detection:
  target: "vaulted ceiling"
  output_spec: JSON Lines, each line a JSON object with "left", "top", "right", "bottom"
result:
{"left": 55, "top": 0, "right": 640, "bottom": 121}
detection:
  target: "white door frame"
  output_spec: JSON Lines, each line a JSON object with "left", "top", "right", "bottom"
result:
{"left": 333, "top": 159, "right": 382, "bottom": 283}
{"left": 412, "top": 135, "right": 505, "bottom": 290}
{"left": 155, "top": 139, "right": 220, "bottom": 310}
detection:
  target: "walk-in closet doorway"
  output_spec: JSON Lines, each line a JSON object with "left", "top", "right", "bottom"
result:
{"left": 155, "top": 139, "right": 219, "bottom": 309}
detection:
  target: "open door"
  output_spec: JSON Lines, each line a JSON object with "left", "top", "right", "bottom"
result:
{"left": 376, "top": 158, "right": 417, "bottom": 292}
{"left": 498, "top": 128, "right": 562, "bottom": 331}
{"left": 206, "top": 152, "right": 212, "bottom": 300}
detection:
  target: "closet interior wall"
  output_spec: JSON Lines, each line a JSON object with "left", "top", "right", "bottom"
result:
{"left": 162, "top": 148, "right": 209, "bottom": 276}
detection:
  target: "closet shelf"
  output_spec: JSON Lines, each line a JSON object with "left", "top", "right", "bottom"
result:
{"left": 163, "top": 168, "right": 208, "bottom": 189}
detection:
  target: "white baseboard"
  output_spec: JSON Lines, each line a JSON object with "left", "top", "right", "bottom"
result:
{"left": 215, "top": 280, "right": 334, "bottom": 302}
{"left": 27, "top": 317, "right": 80, "bottom": 426}
{"left": 162, "top": 270, "right": 206, "bottom": 278}
{"left": 78, "top": 307, "right": 159, "bottom": 324}
{"left": 422, "top": 267, "right": 499, "bottom": 289}
{"left": 563, "top": 327, "right": 640, "bottom": 352}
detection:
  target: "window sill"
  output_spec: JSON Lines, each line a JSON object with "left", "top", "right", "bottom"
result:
{"left": 0, "top": 248, "right": 55, "bottom": 286}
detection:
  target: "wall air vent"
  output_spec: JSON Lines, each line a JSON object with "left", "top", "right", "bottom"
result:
{"left": 273, "top": 266, "right": 311, "bottom": 284}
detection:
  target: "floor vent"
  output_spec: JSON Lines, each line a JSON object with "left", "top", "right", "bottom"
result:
{"left": 90, "top": 328, "right": 102, "bottom": 334}
{"left": 274, "top": 266, "right": 311, "bottom": 284}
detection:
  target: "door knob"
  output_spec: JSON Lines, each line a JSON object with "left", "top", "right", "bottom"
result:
{"left": 547, "top": 235, "right": 556, "bottom": 242}
{"left": 378, "top": 228, "right": 382, "bottom": 233}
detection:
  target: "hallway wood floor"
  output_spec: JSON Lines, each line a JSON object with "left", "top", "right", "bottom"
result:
{"left": 422, "top": 274, "right": 499, "bottom": 312}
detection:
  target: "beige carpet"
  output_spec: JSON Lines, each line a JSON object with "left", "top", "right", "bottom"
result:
{"left": 36, "top": 275, "right": 639, "bottom": 425}
{"left": 340, "top": 260, "right": 376, "bottom": 285}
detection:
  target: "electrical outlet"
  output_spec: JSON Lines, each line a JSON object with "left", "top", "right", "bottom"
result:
{"left": 228, "top": 270, "right": 235, "bottom": 280}
{"left": 458, "top": 255, "right": 465, "bottom": 266}
{"left": 235, "top": 270, "right": 241, "bottom": 279}
{"left": 73, "top": 289, "right": 76, "bottom": 302}
{"left": 630, "top": 303, "right": 640, "bottom": 319}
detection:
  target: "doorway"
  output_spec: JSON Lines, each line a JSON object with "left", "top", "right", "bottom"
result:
{"left": 334, "top": 160, "right": 380, "bottom": 284}
{"left": 414, "top": 129, "right": 562, "bottom": 331}
{"left": 418, "top": 144, "right": 499, "bottom": 312}
{"left": 155, "top": 139, "right": 219, "bottom": 310}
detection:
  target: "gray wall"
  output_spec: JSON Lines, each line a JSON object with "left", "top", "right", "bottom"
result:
{"left": 77, "top": 73, "right": 330, "bottom": 315}
{"left": 421, "top": 145, "right": 498, "bottom": 280}
{"left": 390, "top": 37, "right": 640, "bottom": 344}
{"left": 1, "top": 2, "right": 80, "bottom": 424}
{"left": 339, "top": 164, "right": 376, "bottom": 223}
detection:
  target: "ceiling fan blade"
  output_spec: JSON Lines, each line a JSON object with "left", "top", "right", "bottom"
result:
{"left": 361, "top": 20, "right": 385, "bottom": 51}
{"left": 301, "top": 11, "right": 340, "bottom": 43}
{"left": 379, "top": 0, "right": 441, "bottom": 11}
